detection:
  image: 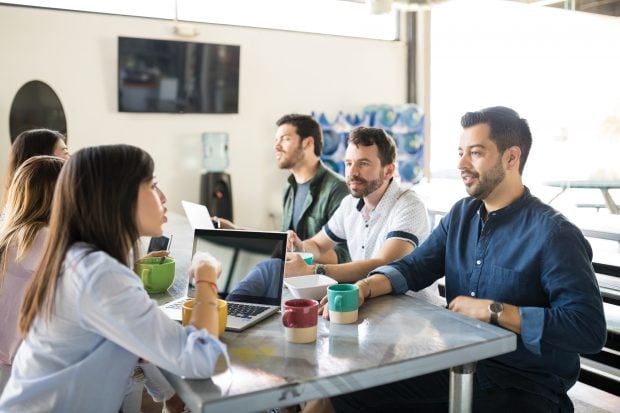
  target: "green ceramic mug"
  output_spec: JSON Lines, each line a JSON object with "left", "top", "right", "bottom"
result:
{"left": 135, "top": 257, "right": 176, "bottom": 294}
{"left": 327, "top": 283, "right": 359, "bottom": 324}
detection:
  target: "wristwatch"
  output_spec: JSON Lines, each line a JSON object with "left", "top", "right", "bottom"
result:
{"left": 488, "top": 301, "right": 504, "bottom": 326}
{"left": 315, "top": 263, "right": 327, "bottom": 275}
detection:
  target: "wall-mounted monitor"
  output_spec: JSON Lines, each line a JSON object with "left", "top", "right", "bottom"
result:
{"left": 118, "top": 37, "right": 240, "bottom": 114}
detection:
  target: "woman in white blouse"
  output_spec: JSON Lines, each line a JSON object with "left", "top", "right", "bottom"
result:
{"left": 0, "top": 144, "right": 227, "bottom": 412}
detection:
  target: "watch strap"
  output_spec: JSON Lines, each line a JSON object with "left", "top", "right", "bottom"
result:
{"left": 489, "top": 301, "right": 503, "bottom": 326}
{"left": 315, "top": 264, "right": 327, "bottom": 275}
{"left": 490, "top": 311, "right": 499, "bottom": 326}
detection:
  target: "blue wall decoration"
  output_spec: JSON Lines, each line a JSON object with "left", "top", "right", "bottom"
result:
{"left": 313, "top": 103, "right": 425, "bottom": 184}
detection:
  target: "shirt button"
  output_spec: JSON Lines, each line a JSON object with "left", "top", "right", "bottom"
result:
{"left": 362, "top": 245, "right": 365, "bottom": 249}
{"left": 476, "top": 259, "right": 481, "bottom": 265}
{"left": 365, "top": 224, "right": 369, "bottom": 228}
{"left": 470, "top": 292, "right": 476, "bottom": 297}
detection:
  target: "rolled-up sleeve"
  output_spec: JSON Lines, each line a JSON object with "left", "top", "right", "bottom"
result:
{"left": 369, "top": 215, "right": 449, "bottom": 295}
{"left": 175, "top": 326, "right": 228, "bottom": 378}
{"left": 519, "top": 306, "right": 545, "bottom": 355}
{"left": 370, "top": 265, "right": 409, "bottom": 294}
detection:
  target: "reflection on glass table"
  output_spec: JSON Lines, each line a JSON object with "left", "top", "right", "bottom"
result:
{"left": 162, "top": 293, "right": 516, "bottom": 413}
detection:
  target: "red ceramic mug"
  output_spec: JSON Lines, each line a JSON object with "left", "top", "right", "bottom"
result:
{"left": 282, "top": 298, "right": 319, "bottom": 343}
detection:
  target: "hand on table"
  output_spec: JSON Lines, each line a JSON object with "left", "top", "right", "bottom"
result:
{"left": 448, "top": 296, "right": 493, "bottom": 323}
{"left": 284, "top": 252, "right": 313, "bottom": 277}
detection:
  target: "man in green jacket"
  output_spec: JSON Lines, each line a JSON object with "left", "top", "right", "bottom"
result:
{"left": 276, "top": 114, "right": 350, "bottom": 264}
{"left": 216, "top": 114, "right": 350, "bottom": 264}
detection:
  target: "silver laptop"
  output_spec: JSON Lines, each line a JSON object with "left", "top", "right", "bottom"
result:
{"left": 181, "top": 200, "right": 215, "bottom": 230}
{"left": 160, "top": 229, "right": 287, "bottom": 332}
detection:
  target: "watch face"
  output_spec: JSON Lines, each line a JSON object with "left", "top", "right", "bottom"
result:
{"left": 490, "top": 302, "right": 503, "bottom": 313}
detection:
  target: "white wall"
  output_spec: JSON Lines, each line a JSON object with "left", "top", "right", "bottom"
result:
{"left": 0, "top": 5, "right": 407, "bottom": 229}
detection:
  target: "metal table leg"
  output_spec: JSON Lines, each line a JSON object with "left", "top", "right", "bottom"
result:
{"left": 449, "top": 362, "right": 476, "bottom": 413}
{"left": 600, "top": 188, "right": 619, "bottom": 214}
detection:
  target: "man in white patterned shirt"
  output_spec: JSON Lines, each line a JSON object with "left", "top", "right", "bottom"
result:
{"left": 286, "top": 127, "right": 441, "bottom": 305}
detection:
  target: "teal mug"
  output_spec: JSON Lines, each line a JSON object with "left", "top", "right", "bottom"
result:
{"left": 292, "top": 251, "right": 314, "bottom": 265}
{"left": 327, "top": 283, "right": 359, "bottom": 324}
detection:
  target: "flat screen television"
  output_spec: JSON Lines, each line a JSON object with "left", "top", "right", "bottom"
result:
{"left": 118, "top": 37, "right": 240, "bottom": 114}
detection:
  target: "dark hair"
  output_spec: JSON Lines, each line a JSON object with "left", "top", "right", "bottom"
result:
{"left": 461, "top": 106, "right": 532, "bottom": 174}
{"left": 276, "top": 114, "right": 323, "bottom": 156}
{"left": 3, "top": 129, "right": 66, "bottom": 204}
{"left": 19, "top": 144, "right": 154, "bottom": 333}
{"left": 347, "top": 127, "right": 396, "bottom": 166}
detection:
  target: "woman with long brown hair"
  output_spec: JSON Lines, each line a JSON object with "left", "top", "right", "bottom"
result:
{"left": 0, "top": 144, "right": 226, "bottom": 411}
{"left": 0, "top": 155, "right": 65, "bottom": 392}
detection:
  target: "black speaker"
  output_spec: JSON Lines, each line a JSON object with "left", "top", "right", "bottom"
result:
{"left": 200, "top": 172, "right": 233, "bottom": 221}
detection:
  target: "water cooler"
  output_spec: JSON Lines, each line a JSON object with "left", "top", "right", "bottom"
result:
{"left": 200, "top": 133, "right": 233, "bottom": 221}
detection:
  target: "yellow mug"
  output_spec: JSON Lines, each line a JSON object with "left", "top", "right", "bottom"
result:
{"left": 182, "top": 298, "right": 228, "bottom": 337}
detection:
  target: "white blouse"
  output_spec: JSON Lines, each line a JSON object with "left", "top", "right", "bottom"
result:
{"left": 0, "top": 242, "right": 227, "bottom": 412}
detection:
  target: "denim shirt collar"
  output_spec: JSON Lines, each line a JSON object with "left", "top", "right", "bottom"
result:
{"left": 476, "top": 186, "right": 532, "bottom": 222}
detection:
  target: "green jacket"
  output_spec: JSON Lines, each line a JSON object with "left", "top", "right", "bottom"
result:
{"left": 281, "top": 161, "right": 351, "bottom": 264}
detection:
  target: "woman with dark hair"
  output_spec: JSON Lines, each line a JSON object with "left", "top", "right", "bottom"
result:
{"left": 1, "top": 128, "right": 70, "bottom": 210}
{"left": 0, "top": 156, "right": 65, "bottom": 392}
{"left": 0, "top": 144, "right": 226, "bottom": 411}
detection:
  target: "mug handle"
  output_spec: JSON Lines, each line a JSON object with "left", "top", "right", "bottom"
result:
{"left": 140, "top": 268, "right": 151, "bottom": 288}
{"left": 334, "top": 295, "right": 342, "bottom": 312}
{"left": 282, "top": 309, "right": 297, "bottom": 328}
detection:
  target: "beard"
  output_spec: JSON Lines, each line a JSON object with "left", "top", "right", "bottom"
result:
{"left": 463, "top": 158, "right": 505, "bottom": 200}
{"left": 276, "top": 144, "right": 304, "bottom": 170}
{"left": 347, "top": 170, "right": 384, "bottom": 198}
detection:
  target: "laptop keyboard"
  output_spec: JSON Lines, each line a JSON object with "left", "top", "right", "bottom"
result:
{"left": 228, "top": 302, "right": 269, "bottom": 319}
{"left": 164, "top": 299, "right": 187, "bottom": 310}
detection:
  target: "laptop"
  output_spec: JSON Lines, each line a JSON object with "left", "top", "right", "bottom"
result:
{"left": 160, "top": 229, "right": 287, "bottom": 332}
{"left": 181, "top": 200, "right": 215, "bottom": 230}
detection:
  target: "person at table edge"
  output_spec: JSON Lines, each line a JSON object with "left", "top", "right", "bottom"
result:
{"left": 287, "top": 126, "right": 441, "bottom": 305}
{"left": 216, "top": 114, "right": 350, "bottom": 264}
{"left": 312, "top": 106, "right": 606, "bottom": 412}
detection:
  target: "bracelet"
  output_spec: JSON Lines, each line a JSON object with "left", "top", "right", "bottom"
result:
{"left": 361, "top": 278, "right": 372, "bottom": 299}
{"left": 195, "top": 279, "right": 218, "bottom": 294}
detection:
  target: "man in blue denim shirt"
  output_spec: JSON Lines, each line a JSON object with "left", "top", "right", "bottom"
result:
{"left": 316, "top": 107, "right": 606, "bottom": 413}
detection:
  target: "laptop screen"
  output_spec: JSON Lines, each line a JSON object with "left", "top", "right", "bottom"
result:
{"left": 191, "top": 229, "right": 287, "bottom": 306}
